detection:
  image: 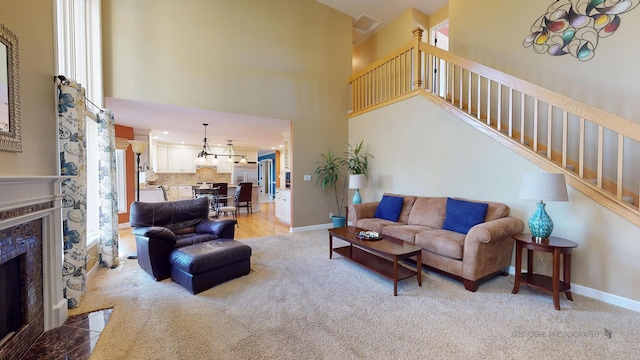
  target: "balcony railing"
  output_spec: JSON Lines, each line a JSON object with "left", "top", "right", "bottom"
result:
{"left": 349, "top": 28, "right": 640, "bottom": 227}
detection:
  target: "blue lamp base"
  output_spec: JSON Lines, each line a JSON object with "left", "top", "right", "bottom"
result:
{"left": 529, "top": 201, "right": 554, "bottom": 239}
{"left": 352, "top": 189, "right": 362, "bottom": 204}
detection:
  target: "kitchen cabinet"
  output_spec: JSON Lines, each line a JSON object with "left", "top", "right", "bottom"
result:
{"left": 283, "top": 137, "right": 290, "bottom": 170}
{"left": 139, "top": 188, "right": 165, "bottom": 202}
{"left": 154, "top": 145, "right": 169, "bottom": 173}
{"left": 243, "top": 150, "right": 258, "bottom": 163}
{"left": 275, "top": 189, "right": 291, "bottom": 224}
{"left": 168, "top": 147, "right": 196, "bottom": 173}
{"left": 215, "top": 161, "right": 232, "bottom": 174}
{"left": 168, "top": 185, "right": 193, "bottom": 201}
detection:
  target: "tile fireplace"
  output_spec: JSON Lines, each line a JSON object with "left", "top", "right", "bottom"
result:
{"left": 0, "top": 177, "right": 67, "bottom": 360}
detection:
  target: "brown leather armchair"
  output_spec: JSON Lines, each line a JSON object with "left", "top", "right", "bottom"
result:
{"left": 130, "top": 197, "right": 237, "bottom": 281}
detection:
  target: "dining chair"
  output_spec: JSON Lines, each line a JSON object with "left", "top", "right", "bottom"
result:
{"left": 211, "top": 182, "right": 228, "bottom": 206}
{"left": 235, "top": 182, "right": 253, "bottom": 214}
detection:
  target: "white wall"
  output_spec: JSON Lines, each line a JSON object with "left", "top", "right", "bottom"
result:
{"left": 349, "top": 95, "right": 640, "bottom": 303}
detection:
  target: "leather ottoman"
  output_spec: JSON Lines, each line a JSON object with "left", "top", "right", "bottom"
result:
{"left": 169, "top": 239, "right": 251, "bottom": 294}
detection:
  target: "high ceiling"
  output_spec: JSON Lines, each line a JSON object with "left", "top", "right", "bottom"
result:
{"left": 111, "top": 0, "right": 448, "bottom": 152}
{"left": 318, "top": 0, "right": 448, "bottom": 44}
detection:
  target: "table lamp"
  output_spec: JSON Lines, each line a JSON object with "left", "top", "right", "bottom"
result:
{"left": 349, "top": 174, "right": 367, "bottom": 204}
{"left": 519, "top": 173, "right": 568, "bottom": 240}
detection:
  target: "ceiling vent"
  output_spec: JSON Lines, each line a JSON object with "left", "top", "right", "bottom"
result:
{"left": 353, "top": 13, "right": 382, "bottom": 35}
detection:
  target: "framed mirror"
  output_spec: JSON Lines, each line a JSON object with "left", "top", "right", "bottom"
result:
{"left": 0, "top": 23, "right": 21, "bottom": 152}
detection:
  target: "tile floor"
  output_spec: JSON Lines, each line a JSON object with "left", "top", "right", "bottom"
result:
{"left": 20, "top": 308, "right": 112, "bottom": 360}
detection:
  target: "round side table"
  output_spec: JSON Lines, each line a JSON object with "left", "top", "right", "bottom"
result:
{"left": 511, "top": 234, "right": 578, "bottom": 310}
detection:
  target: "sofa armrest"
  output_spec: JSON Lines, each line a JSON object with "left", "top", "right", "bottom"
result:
{"left": 347, "top": 202, "right": 379, "bottom": 225}
{"left": 462, "top": 216, "right": 525, "bottom": 282}
{"left": 465, "top": 217, "right": 525, "bottom": 245}
{"left": 132, "top": 226, "right": 177, "bottom": 243}
{"left": 196, "top": 219, "right": 237, "bottom": 239}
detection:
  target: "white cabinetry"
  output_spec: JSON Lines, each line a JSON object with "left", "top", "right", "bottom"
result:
{"left": 275, "top": 189, "right": 291, "bottom": 224}
{"left": 283, "top": 137, "right": 290, "bottom": 170}
{"left": 215, "top": 161, "right": 232, "bottom": 174}
{"left": 154, "top": 145, "right": 169, "bottom": 173}
{"left": 168, "top": 185, "right": 193, "bottom": 201}
{"left": 168, "top": 147, "right": 196, "bottom": 173}
{"left": 139, "top": 188, "right": 165, "bottom": 203}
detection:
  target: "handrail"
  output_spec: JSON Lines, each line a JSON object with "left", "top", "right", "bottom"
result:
{"left": 348, "top": 28, "right": 640, "bottom": 227}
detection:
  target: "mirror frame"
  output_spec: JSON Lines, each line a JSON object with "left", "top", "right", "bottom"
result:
{"left": 0, "top": 23, "right": 21, "bottom": 152}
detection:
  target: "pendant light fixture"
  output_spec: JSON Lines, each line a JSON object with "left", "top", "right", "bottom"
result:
{"left": 194, "top": 124, "right": 249, "bottom": 165}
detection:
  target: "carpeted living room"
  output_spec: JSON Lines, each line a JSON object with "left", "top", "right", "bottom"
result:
{"left": 65, "top": 227, "right": 640, "bottom": 359}
{"left": 3, "top": 0, "right": 640, "bottom": 359}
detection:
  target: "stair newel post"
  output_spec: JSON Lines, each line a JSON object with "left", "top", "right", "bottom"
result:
{"left": 412, "top": 27, "right": 424, "bottom": 90}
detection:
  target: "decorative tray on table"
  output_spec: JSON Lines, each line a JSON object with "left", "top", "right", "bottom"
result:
{"left": 357, "top": 230, "right": 383, "bottom": 241}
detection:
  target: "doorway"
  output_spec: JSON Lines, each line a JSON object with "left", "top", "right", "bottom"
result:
{"left": 259, "top": 158, "right": 274, "bottom": 200}
{"left": 430, "top": 19, "right": 449, "bottom": 98}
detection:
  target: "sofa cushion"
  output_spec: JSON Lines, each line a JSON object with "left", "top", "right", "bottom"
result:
{"left": 456, "top": 198, "right": 510, "bottom": 221}
{"left": 407, "top": 197, "right": 447, "bottom": 228}
{"left": 374, "top": 195, "right": 404, "bottom": 222}
{"left": 381, "top": 224, "right": 434, "bottom": 244}
{"left": 415, "top": 229, "right": 466, "bottom": 260}
{"left": 442, "top": 198, "right": 488, "bottom": 234}
{"left": 356, "top": 218, "right": 403, "bottom": 234}
{"left": 383, "top": 193, "right": 417, "bottom": 223}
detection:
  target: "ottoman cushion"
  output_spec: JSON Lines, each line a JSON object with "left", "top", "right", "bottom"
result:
{"left": 170, "top": 239, "right": 251, "bottom": 274}
{"left": 169, "top": 239, "right": 252, "bottom": 294}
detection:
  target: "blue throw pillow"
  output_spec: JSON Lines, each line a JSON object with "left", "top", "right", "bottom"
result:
{"left": 373, "top": 195, "right": 404, "bottom": 222}
{"left": 442, "top": 198, "right": 488, "bottom": 234}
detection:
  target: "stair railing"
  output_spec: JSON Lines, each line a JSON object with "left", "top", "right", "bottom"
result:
{"left": 349, "top": 28, "right": 640, "bottom": 227}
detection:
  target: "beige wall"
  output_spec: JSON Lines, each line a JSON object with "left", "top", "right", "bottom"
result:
{"left": 0, "top": 2, "right": 57, "bottom": 175}
{"left": 449, "top": 0, "right": 640, "bottom": 122}
{"left": 350, "top": 95, "right": 640, "bottom": 302}
{"left": 428, "top": 4, "right": 449, "bottom": 30}
{"left": 352, "top": 7, "right": 434, "bottom": 73}
{"left": 101, "top": 0, "right": 353, "bottom": 227}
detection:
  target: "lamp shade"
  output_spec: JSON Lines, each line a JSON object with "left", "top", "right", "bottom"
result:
{"left": 519, "top": 173, "right": 568, "bottom": 202}
{"left": 349, "top": 174, "right": 367, "bottom": 189}
{"left": 128, "top": 140, "right": 148, "bottom": 154}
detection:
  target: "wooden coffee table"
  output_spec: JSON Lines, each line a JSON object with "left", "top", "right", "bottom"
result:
{"left": 328, "top": 226, "right": 422, "bottom": 296}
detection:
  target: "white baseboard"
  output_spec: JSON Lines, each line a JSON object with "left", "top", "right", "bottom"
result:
{"left": 507, "top": 266, "right": 640, "bottom": 313}
{"left": 119, "top": 222, "right": 130, "bottom": 229}
{"left": 291, "top": 223, "right": 333, "bottom": 233}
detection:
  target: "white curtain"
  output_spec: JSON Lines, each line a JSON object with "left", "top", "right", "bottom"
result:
{"left": 97, "top": 110, "right": 120, "bottom": 268}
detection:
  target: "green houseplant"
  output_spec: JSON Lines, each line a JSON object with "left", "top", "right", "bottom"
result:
{"left": 314, "top": 141, "right": 372, "bottom": 227}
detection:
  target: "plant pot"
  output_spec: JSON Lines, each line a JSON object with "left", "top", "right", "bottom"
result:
{"left": 331, "top": 215, "right": 346, "bottom": 228}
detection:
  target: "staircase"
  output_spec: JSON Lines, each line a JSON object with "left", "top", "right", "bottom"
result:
{"left": 348, "top": 28, "right": 640, "bottom": 227}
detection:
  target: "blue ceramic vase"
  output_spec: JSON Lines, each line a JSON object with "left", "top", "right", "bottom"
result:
{"left": 529, "top": 202, "right": 553, "bottom": 239}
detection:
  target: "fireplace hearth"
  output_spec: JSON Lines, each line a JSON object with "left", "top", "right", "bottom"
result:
{"left": 0, "top": 177, "right": 67, "bottom": 360}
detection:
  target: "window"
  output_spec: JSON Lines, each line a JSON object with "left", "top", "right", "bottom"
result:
{"left": 116, "top": 149, "right": 127, "bottom": 213}
{"left": 85, "top": 117, "right": 99, "bottom": 247}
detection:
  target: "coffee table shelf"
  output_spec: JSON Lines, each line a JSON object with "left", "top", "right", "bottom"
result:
{"left": 332, "top": 246, "right": 418, "bottom": 282}
{"left": 329, "top": 226, "right": 422, "bottom": 296}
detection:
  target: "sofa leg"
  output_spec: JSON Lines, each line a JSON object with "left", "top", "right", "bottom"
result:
{"left": 463, "top": 279, "right": 478, "bottom": 292}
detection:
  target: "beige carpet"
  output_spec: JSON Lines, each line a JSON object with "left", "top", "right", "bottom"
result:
{"left": 71, "top": 230, "right": 640, "bottom": 359}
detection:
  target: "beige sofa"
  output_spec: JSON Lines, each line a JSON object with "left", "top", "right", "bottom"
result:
{"left": 346, "top": 194, "right": 524, "bottom": 291}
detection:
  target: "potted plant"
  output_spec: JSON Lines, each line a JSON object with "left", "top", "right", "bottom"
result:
{"left": 314, "top": 141, "right": 372, "bottom": 227}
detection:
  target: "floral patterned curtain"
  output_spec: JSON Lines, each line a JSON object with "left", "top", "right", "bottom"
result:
{"left": 57, "top": 77, "right": 120, "bottom": 308}
{"left": 57, "top": 78, "right": 87, "bottom": 309}
{"left": 97, "top": 110, "right": 119, "bottom": 268}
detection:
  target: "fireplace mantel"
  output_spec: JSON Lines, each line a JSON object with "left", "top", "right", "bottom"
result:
{"left": 0, "top": 176, "right": 68, "bottom": 331}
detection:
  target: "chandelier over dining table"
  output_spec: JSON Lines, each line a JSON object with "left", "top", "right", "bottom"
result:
{"left": 194, "top": 123, "right": 248, "bottom": 166}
